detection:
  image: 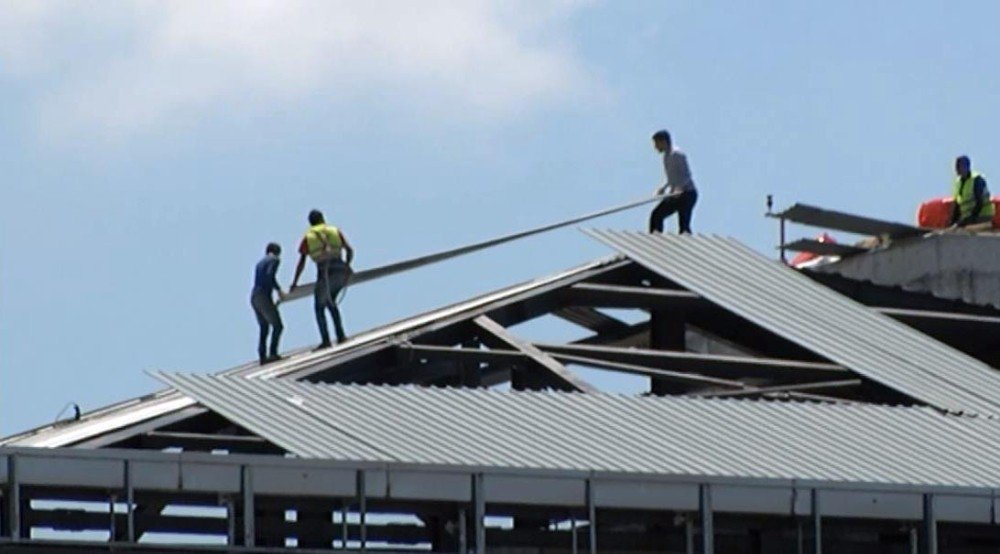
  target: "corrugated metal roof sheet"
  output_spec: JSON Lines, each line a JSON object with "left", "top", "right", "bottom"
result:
{"left": 587, "top": 231, "right": 1000, "bottom": 416}
{"left": 159, "top": 373, "right": 1000, "bottom": 489}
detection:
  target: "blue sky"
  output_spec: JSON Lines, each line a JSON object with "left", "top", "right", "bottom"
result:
{"left": 3, "top": 1, "right": 999, "bottom": 436}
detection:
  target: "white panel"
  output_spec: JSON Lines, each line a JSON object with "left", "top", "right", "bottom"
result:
{"left": 484, "top": 475, "right": 585, "bottom": 506}
{"left": 820, "top": 490, "right": 922, "bottom": 520}
{"left": 19, "top": 457, "right": 123, "bottom": 488}
{"left": 936, "top": 494, "right": 993, "bottom": 523}
{"left": 593, "top": 479, "right": 698, "bottom": 511}
{"left": 389, "top": 471, "right": 471, "bottom": 502}
{"left": 713, "top": 485, "right": 794, "bottom": 515}
{"left": 253, "top": 466, "right": 356, "bottom": 497}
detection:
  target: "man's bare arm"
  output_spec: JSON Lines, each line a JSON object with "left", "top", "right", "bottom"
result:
{"left": 291, "top": 253, "right": 307, "bottom": 290}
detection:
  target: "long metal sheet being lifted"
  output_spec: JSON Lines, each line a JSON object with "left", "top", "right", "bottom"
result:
{"left": 775, "top": 203, "right": 923, "bottom": 238}
{"left": 283, "top": 193, "right": 666, "bottom": 302}
{"left": 587, "top": 230, "right": 1000, "bottom": 416}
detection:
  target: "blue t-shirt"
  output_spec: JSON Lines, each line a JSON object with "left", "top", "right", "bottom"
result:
{"left": 252, "top": 255, "right": 280, "bottom": 295}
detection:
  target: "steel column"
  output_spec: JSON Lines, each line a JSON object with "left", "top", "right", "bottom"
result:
{"left": 357, "top": 471, "right": 367, "bottom": 551}
{"left": 341, "top": 500, "right": 349, "bottom": 549}
{"left": 587, "top": 479, "right": 597, "bottom": 554}
{"left": 6, "top": 455, "right": 18, "bottom": 540}
{"left": 108, "top": 494, "right": 117, "bottom": 541}
{"left": 473, "top": 474, "right": 485, "bottom": 554}
{"left": 571, "top": 515, "right": 578, "bottom": 554}
{"left": 699, "top": 484, "right": 713, "bottom": 554}
{"left": 224, "top": 497, "right": 235, "bottom": 546}
{"left": 124, "top": 460, "right": 135, "bottom": 543}
{"left": 458, "top": 508, "right": 467, "bottom": 554}
{"left": 922, "top": 494, "right": 937, "bottom": 554}
{"left": 685, "top": 515, "right": 694, "bottom": 554}
{"left": 241, "top": 465, "right": 255, "bottom": 547}
{"left": 812, "top": 489, "right": 822, "bottom": 554}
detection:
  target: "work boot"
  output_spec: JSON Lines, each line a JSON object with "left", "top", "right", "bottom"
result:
{"left": 266, "top": 354, "right": 285, "bottom": 364}
{"left": 312, "top": 341, "right": 332, "bottom": 352}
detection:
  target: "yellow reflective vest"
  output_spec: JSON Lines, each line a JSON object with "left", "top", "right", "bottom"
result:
{"left": 304, "top": 224, "right": 343, "bottom": 263}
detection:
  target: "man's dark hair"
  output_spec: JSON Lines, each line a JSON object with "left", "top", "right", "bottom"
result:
{"left": 957, "top": 155, "right": 971, "bottom": 167}
{"left": 308, "top": 209, "right": 325, "bottom": 225}
{"left": 652, "top": 130, "right": 671, "bottom": 144}
{"left": 265, "top": 242, "right": 281, "bottom": 255}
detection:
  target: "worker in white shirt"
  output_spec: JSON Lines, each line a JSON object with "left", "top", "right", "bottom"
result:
{"left": 649, "top": 129, "right": 698, "bottom": 235}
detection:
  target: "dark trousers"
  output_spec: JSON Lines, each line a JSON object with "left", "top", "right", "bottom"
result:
{"left": 315, "top": 259, "right": 348, "bottom": 345}
{"left": 649, "top": 190, "right": 698, "bottom": 234}
{"left": 251, "top": 291, "right": 283, "bottom": 362}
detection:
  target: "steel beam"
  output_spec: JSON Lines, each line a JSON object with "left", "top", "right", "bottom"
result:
{"left": 690, "top": 379, "right": 863, "bottom": 399}
{"left": 535, "top": 342, "right": 847, "bottom": 382}
{"left": 553, "top": 306, "right": 632, "bottom": 336}
{"left": 474, "top": 316, "right": 597, "bottom": 393}
{"left": 560, "top": 282, "right": 706, "bottom": 310}
{"left": 547, "top": 352, "right": 748, "bottom": 389}
{"left": 140, "top": 431, "right": 277, "bottom": 454}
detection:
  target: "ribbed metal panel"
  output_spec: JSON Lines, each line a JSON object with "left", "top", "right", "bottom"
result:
{"left": 587, "top": 230, "right": 1000, "bottom": 416}
{"left": 159, "top": 373, "right": 1000, "bottom": 489}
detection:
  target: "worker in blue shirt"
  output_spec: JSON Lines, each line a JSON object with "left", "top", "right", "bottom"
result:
{"left": 251, "top": 243, "right": 286, "bottom": 364}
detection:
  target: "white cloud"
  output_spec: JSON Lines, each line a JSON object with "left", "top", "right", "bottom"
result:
{"left": 0, "top": 0, "right": 598, "bottom": 143}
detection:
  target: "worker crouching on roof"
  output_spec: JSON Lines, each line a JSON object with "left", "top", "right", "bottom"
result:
{"left": 951, "top": 155, "right": 995, "bottom": 228}
{"left": 291, "top": 209, "right": 355, "bottom": 349}
{"left": 251, "top": 242, "right": 286, "bottom": 365}
{"left": 649, "top": 129, "right": 698, "bottom": 235}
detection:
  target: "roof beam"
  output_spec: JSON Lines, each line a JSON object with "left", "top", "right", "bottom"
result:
{"left": 534, "top": 342, "right": 848, "bottom": 383}
{"left": 139, "top": 431, "right": 280, "bottom": 454}
{"left": 473, "top": 316, "right": 598, "bottom": 393}
{"left": 549, "top": 352, "right": 748, "bottom": 389}
{"left": 560, "top": 282, "right": 705, "bottom": 310}
{"left": 690, "top": 379, "right": 863, "bottom": 399}
{"left": 397, "top": 343, "right": 525, "bottom": 365}
{"left": 553, "top": 306, "right": 632, "bottom": 336}
{"left": 783, "top": 238, "right": 867, "bottom": 257}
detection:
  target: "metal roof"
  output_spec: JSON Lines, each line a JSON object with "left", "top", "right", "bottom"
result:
{"left": 2, "top": 257, "right": 623, "bottom": 447}
{"left": 159, "top": 372, "right": 1000, "bottom": 489}
{"left": 587, "top": 230, "right": 1000, "bottom": 416}
{"left": 774, "top": 203, "right": 923, "bottom": 238}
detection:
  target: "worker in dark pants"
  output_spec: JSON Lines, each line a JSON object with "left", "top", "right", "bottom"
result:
{"left": 951, "top": 155, "right": 995, "bottom": 228}
{"left": 291, "top": 209, "right": 355, "bottom": 350}
{"left": 251, "top": 242, "right": 286, "bottom": 365}
{"left": 649, "top": 129, "right": 698, "bottom": 234}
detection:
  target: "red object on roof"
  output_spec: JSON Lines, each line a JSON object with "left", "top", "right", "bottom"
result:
{"left": 789, "top": 233, "right": 836, "bottom": 267}
{"left": 918, "top": 196, "right": 1000, "bottom": 229}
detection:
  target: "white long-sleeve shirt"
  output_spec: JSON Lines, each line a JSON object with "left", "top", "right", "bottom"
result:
{"left": 663, "top": 148, "right": 696, "bottom": 194}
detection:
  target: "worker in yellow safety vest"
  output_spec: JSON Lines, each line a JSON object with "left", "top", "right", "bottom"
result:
{"left": 291, "top": 209, "right": 355, "bottom": 349}
{"left": 951, "top": 155, "right": 995, "bottom": 227}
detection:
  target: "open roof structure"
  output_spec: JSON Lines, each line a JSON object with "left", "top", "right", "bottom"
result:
{"left": 5, "top": 219, "right": 1000, "bottom": 553}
